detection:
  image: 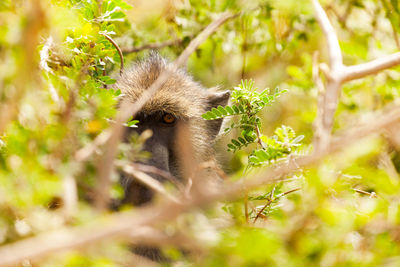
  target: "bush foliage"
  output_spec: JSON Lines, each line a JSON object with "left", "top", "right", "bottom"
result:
{"left": 1, "top": 0, "right": 400, "bottom": 266}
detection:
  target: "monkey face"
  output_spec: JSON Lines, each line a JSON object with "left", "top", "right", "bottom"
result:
{"left": 129, "top": 111, "right": 179, "bottom": 178}
{"left": 116, "top": 53, "right": 230, "bottom": 207}
{"left": 119, "top": 92, "right": 229, "bottom": 207}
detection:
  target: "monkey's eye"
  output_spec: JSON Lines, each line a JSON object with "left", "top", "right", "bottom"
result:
{"left": 162, "top": 113, "right": 176, "bottom": 124}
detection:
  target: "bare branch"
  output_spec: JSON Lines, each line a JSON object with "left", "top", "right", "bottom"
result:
{"left": 174, "top": 12, "right": 239, "bottom": 67}
{"left": 311, "top": 0, "right": 344, "bottom": 152}
{"left": 343, "top": 52, "right": 400, "bottom": 82}
{"left": 312, "top": 0, "right": 343, "bottom": 72}
{"left": 121, "top": 165, "right": 181, "bottom": 204}
{"left": 122, "top": 38, "right": 188, "bottom": 53}
{"left": 75, "top": 130, "right": 111, "bottom": 162}
{"left": 311, "top": 0, "right": 400, "bottom": 153}
{"left": 129, "top": 163, "right": 184, "bottom": 189}
{"left": 62, "top": 175, "right": 78, "bottom": 219}
{"left": 255, "top": 124, "right": 266, "bottom": 149}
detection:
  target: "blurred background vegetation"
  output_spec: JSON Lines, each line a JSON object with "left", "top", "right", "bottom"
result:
{"left": 2, "top": 0, "right": 400, "bottom": 266}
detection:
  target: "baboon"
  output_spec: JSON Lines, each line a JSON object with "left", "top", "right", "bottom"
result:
{"left": 116, "top": 52, "right": 230, "bottom": 206}
{"left": 114, "top": 52, "right": 230, "bottom": 260}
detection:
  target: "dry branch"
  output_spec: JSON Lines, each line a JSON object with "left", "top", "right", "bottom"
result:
{"left": 343, "top": 52, "right": 400, "bottom": 82}
{"left": 1, "top": 104, "right": 400, "bottom": 266}
{"left": 311, "top": 0, "right": 343, "bottom": 72}
{"left": 122, "top": 37, "right": 190, "bottom": 53}
{"left": 312, "top": 0, "right": 343, "bottom": 152}
{"left": 121, "top": 165, "right": 181, "bottom": 204}
{"left": 129, "top": 163, "right": 184, "bottom": 189}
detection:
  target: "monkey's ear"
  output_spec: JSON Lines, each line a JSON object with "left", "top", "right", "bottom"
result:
{"left": 207, "top": 90, "right": 231, "bottom": 108}
{"left": 206, "top": 90, "right": 231, "bottom": 139}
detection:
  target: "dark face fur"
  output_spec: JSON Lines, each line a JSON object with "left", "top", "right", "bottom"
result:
{"left": 116, "top": 53, "right": 229, "bottom": 206}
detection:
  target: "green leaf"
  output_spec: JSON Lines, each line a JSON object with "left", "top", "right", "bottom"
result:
{"left": 231, "top": 139, "right": 241, "bottom": 147}
{"left": 125, "top": 120, "right": 139, "bottom": 128}
{"left": 211, "top": 107, "right": 222, "bottom": 117}
{"left": 238, "top": 137, "right": 246, "bottom": 144}
{"left": 202, "top": 111, "right": 216, "bottom": 120}
{"left": 227, "top": 144, "right": 236, "bottom": 151}
{"left": 225, "top": 106, "right": 234, "bottom": 115}
{"left": 218, "top": 105, "right": 228, "bottom": 115}
{"left": 254, "top": 149, "right": 269, "bottom": 161}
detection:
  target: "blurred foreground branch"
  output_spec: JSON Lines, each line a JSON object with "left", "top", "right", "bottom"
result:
{"left": 1, "top": 103, "right": 400, "bottom": 266}
{"left": 3, "top": 2, "right": 400, "bottom": 266}
{"left": 0, "top": 0, "right": 47, "bottom": 133}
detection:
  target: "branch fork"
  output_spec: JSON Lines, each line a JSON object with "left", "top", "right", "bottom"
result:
{"left": 312, "top": 0, "right": 400, "bottom": 152}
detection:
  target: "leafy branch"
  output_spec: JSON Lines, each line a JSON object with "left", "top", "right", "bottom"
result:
{"left": 203, "top": 79, "right": 302, "bottom": 167}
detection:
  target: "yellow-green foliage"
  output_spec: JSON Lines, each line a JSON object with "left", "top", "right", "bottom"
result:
{"left": 1, "top": 0, "right": 400, "bottom": 266}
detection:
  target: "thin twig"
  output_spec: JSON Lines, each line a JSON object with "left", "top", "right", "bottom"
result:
{"left": 129, "top": 163, "right": 184, "bottom": 190}
{"left": 121, "top": 165, "right": 181, "bottom": 204}
{"left": 74, "top": 130, "right": 111, "bottom": 162}
{"left": 353, "top": 188, "right": 377, "bottom": 198}
{"left": 253, "top": 187, "right": 300, "bottom": 223}
{"left": 174, "top": 12, "right": 239, "bottom": 67}
{"left": 255, "top": 124, "right": 266, "bottom": 149}
{"left": 244, "top": 190, "right": 249, "bottom": 223}
{"left": 122, "top": 38, "right": 190, "bottom": 53}
{"left": 100, "top": 32, "right": 124, "bottom": 75}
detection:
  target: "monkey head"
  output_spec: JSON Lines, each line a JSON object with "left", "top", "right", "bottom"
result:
{"left": 115, "top": 53, "right": 230, "bottom": 206}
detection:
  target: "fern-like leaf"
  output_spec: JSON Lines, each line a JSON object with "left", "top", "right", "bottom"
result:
{"left": 202, "top": 105, "right": 246, "bottom": 120}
